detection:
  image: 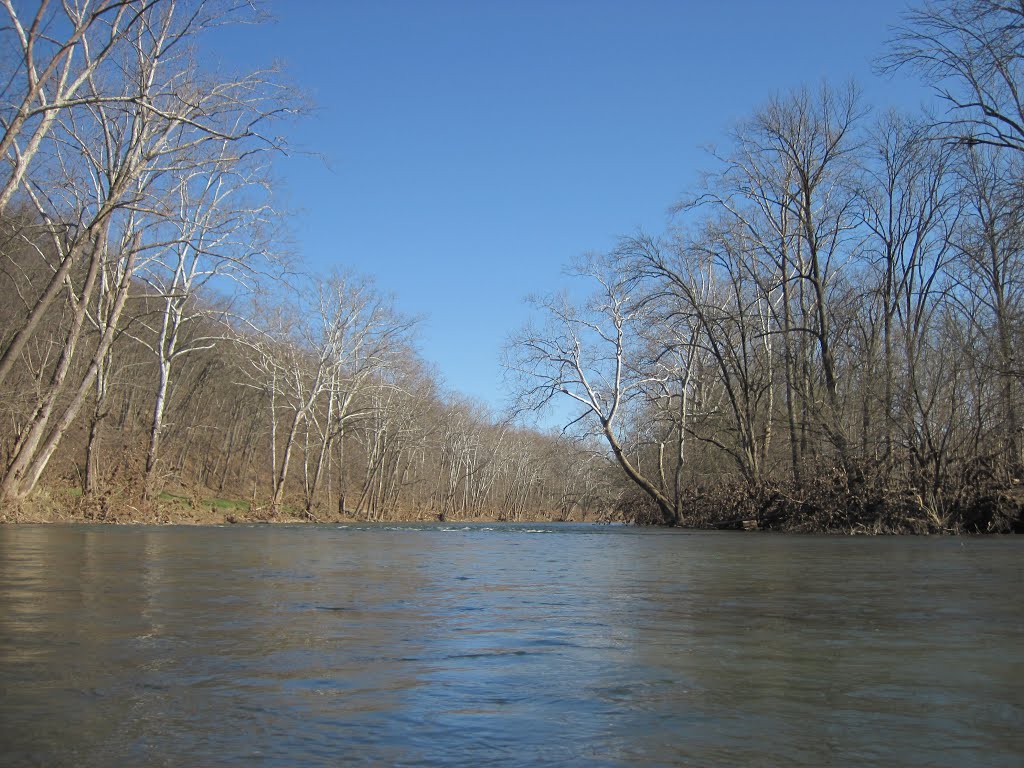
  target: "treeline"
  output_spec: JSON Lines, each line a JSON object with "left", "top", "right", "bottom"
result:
{"left": 508, "top": 0, "right": 1024, "bottom": 532}
{"left": 5, "top": 0, "right": 1023, "bottom": 531}
{"left": 0, "top": 1, "right": 616, "bottom": 522}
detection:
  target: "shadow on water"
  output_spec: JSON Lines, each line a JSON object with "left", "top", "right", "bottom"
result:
{"left": 0, "top": 524, "right": 1022, "bottom": 767}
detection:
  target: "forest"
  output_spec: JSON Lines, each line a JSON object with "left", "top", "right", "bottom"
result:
{"left": 1, "top": 0, "right": 1022, "bottom": 532}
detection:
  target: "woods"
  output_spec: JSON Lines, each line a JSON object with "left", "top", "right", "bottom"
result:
{"left": 1, "top": 0, "right": 1022, "bottom": 530}
{"left": 508, "top": 6, "right": 1024, "bottom": 531}
{"left": 0, "top": 0, "right": 609, "bottom": 522}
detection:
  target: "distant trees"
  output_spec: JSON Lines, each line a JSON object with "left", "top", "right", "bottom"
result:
{"left": 0, "top": 223, "right": 608, "bottom": 520}
{"left": 0, "top": 2, "right": 600, "bottom": 522}
{"left": 239, "top": 272, "right": 414, "bottom": 517}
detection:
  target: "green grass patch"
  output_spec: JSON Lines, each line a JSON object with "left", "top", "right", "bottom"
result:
{"left": 211, "top": 497, "right": 250, "bottom": 512}
{"left": 157, "top": 492, "right": 192, "bottom": 507}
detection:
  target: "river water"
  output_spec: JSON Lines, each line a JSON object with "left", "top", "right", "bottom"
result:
{"left": 0, "top": 524, "right": 1021, "bottom": 767}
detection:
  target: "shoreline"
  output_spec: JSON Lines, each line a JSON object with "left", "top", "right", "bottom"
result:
{"left": 2, "top": 482, "right": 1021, "bottom": 533}
{"left": 3, "top": 506, "right": 1019, "bottom": 534}
{"left": 0, "top": 494, "right": 580, "bottom": 527}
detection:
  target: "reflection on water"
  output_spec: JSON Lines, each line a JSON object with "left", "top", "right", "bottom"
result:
{"left": 0, "top": 524, "right": 1022, "bottom": 767}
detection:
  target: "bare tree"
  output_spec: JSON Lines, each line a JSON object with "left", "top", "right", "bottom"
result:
{"left": 0, "top": 0, "right": 166, "bottom": 213}
{"left": 302, "top": 288, "right": 414, "bottom": 517}
{"left": 506, "top": 254, "right": 680, "bottom": 524}
{"left": 854, "top": 111, "right": 960, "bottom": 475}
{"left": 0, "top": 0, "right": 287, "bottom": 391}
{"left": 618, "top": 230, "right": 776, "bottom": 490}
{"left": 952, "top": 145, "right": 1024, "bottom": 473}
{"left": 240, "top": 271, "right": 412, "bottom": 517}
{"left": 683, "top": 83, "right": 866, "bottom": 483}
{"left": 131, "top": 141, "right": 276, "bottom": 501}
{"left": 886, "top": 0, "right": 1024, "bottom": 153}
{"left": 0, "top": 0, "right": 292, "bottom": 503}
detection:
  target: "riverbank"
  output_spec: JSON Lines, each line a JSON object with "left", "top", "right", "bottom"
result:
{"left": 3, "top": 479, "right": 1022, "bottom": 533}
{"left": 0, "top": 486, "right": 567, "bottom": 526}
{"left": 679, "top": 480, "right": 1024, "bottom": 534}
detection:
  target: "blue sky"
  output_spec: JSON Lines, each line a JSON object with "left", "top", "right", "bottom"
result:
{"left": 212, "top": 0, "right": 931, "bottom": 413}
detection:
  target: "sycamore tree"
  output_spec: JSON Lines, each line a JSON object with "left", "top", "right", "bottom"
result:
{"left": 506, "top": 254, "right": 681, "bottom": 525}
{"left": 0, "top": 0, "right": 293, "bottom": 504}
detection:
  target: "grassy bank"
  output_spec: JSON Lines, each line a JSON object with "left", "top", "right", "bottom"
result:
{"left": 0, "top": 485, "right": 567, "bottom": 526}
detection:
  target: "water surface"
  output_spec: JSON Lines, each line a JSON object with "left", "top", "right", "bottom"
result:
{"left": 1, "top": 524, "right": 1021, "bottom": 766}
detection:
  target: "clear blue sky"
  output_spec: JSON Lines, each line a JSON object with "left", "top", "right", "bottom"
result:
{"left": 213, "top": 0, "right": 930, "bottom": 412}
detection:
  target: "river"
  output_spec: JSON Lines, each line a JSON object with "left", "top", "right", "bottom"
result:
{"left": 0, "top": 523, "right": 1021, "bottom": 766}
